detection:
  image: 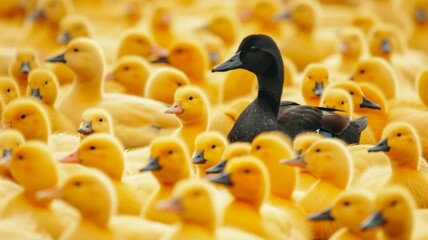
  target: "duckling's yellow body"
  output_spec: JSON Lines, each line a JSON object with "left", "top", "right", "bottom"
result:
{"left": 9, "top": 48, "right": 41, "bottom": 96}
{"left": 140, "top": 137, "right": 192, "bottom": 224}
{"left": 165, "top": 86, "right": 210, "bottom": 153}
{"left": 209, "top": 98, "right": 251, "bottom": 137}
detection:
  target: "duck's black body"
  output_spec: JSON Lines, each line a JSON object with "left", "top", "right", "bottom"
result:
{"left": 212, "top": 34, "right": 366, "bottom": 144}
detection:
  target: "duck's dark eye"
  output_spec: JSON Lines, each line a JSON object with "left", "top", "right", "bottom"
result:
{"left": 211, "top": 145, "right": 216, "bottom": 149}
{"left": 168, "top": 150, "right": 173, "bottom": 155}
{"left": 341, "top": 101, "right": 345, "bottom": 105}
{"left": 390, "top": 200, "right": 397, "bottom": 207}
{"left": 73, "top": 48, "right": 79, "bottom": 52}
{"left": 249, "top": 46, "right": 257, "bottom": 51}
{"left": 189, "top": 96, "right": 193, "bottom": 100}
{"left": 124, "top": 66, "right": 130, "bottom": 71}
{"left": 343, "top": 201, "right": 351, "bottom": 206}
{"left": 74, "top": 181, "right": 81, "bottom": 187}
{"left": 397, "top": 133, "right": 402, "bottom": 137}
{"left": 315, "top": 148, "right": 321, "bottom": 153}
{"left": 350, "top": 91, "right": 354, "bottom": 95}
{"left": 89, "top": 146, "right": 96, "bottom": 150}
{"left": 6, "top": 88, "right": 10, "bottom": 93}
{"left": 256, "top": 145, "right": 261, "bottom": 150}
{"left": 177, "top": 82, "right": 182, "bottom": 87}
{"left": 18, "top": 155, "right": 24, "bottom": 160}
{"left": 244, "top": 169, "right": 251, "bottom": 174}
{"left": 360, "top": 69, "right": 365, "bottom": 74}
{"left": 99, "top": 118, "right": 103, "bottom": 122}
{"left": 45, "top": 81, "right": 48, "bottom": 85}
{"left": 20, "top": 114, "right": 26, "bottom": 119}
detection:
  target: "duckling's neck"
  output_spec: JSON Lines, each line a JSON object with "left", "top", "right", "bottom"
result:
{"left": 267, "top": 162, "right": 296, "bottom": 199}
{"left": 85, "top": 211, "right": 111, "bottom": 229}
{"left": 349, "top": 226, "right": 378, "bottom": 240}
{"left": 72, "top": 76, "right": 104, "bottom": 101}
{"left": 389, "top": 149, "right": 420, "bottom": 170}
{"left": 256, "top": 66, "right": 283, "bottom": 115}
{"left": 180, "top": 219, "right": 216, "bottom": 235}
{"left": 383, "top": 219, "right": 413, "bottom": 240}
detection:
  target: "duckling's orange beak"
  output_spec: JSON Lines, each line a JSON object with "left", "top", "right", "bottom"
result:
{"left": 156, "top": 198, "right": 184, "bottom": 213}
{"left": 59, "top": 150, "right": 81, "bottom": 164}
{"left": 0, "top": 122, "right": 12, "bottom": 131}
{"left": 280, "top": 154, "right": 307, "bottom": 167}
{"left": 105, "top": 71, "right": 115, "bottom": 81}
{"left": 27, "top": 8, "right": 45, "bottom": 20}
{"left": 206, "top": 172, "right": 233, "bottom": 186}
{"left": 360, "top": 211, "right": 386, "bottom": 231}
{"left": 57, "top": 32, "right": 71, "bottom": 44}
{"left": 0, "top": 156, "right": 11, "bottom": 172}
{"left": 35, "top": 187, "right": 62, "bottom": 201}
{"left": 205, "top": 159, "right": 227, "bottom": 174}
{"left": 307, "top": 208, "right": 335, "bottom": 221}
{"left": 165, "top": 101, "right": 184, "bottom": 114}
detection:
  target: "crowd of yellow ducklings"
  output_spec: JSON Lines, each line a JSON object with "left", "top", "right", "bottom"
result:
{"left": 1, "top": 0, "right": 428, "bottom": 239}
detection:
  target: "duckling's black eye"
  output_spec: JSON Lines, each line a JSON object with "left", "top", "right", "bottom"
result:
{"left": 176, "top": 49, "right": 183, "bottom": 54}
{"left": 256, "top": 145, "right": 261, "bottom": 150}
{"left": 244, "top": 169, "right": 251, "bottom": 174}
{"left": 397, "top": 133, "right": 402, "bottom": 137}
{"left": 45, "top": 81, "right": 48, "bottom": 85}
{"left": 341, "top": 101, "right": 345, "bottom": 105}
{"left": 177, "top": 82, "right": 182, "bottom": 87}
{"left": 350, "top": 91, "right": 354, "bottom": 95}
{"left": 211, "top": 145, "right": 216, "bottom": 149}
{"left": 343, "top": 201, "right": 351, "bottom": 206}
{"left": 168, "top": 150, "right": 173, "bottom": 155}
{"left": 73, "top": 48, "right": 79, "bottom": 52}
{"left": 193, "top": 191, "right": 201, "bottom": 197}
{"left": 359, "top": 69, "right": 365, "bottom": 74}
{"left": 189, "top": 96, "right": 193, "bottom": 100}
{"left": 20, "top": 114, "right": 26, "bottom": 119}
{"left": 249, "top": 46, "right": 257, "bottom": 52}
{"left": 89, "top": 146, "right": 96, "bottom": 150}
{"left": 99, "top": 118, "right": 103, "bottom": 122}
{"left": 18, "top": 155, "right": 24, "bottom": 160}
{"left": 74, "top": 181, "right": 81, "bottom": 187}
{"left": 390, "top": 200, "right": 397, "bottom": 207}
{"left": 124, "top": 66, "right": 130, "bottom": 71}
{"left": 308, "top": 75, "right": 312, "bottom": 79}
{"left": 6, "top": 88, "right": 10, "bottom": 93}
{"left": 315, "top": 148, "right": 321, "bottom": 153}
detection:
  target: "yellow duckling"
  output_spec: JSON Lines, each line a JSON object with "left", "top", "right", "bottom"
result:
{"left": 277, "top": 0, "right": 338, "bottom": 71}
{"left": 350, "top": 57, "right": 398, "bottom": 100}
{"left": 116, "top": 28, "right": 160, "bottom": 60}
{"left": 0, "top": 141, "right": 77, "bottom": 239}
{"left": 0, "top": 129, "right": 24, "bottom": 199}
{"left": 324, "top": 27, "right": 366, "bottom": 75}
{"left": 205, "top": 142, "right": 251, "bottom": 174}
{"left": 209, "top": 98, "right": 252, "bottom": 137}
{"left": 149, "top": 4, "right": 174, "bottom": 48}
{"left": 282, "top": 138, "right": 353, "bottom": 239}
{"left": 152, "top": 39, "right": 220, "bottom": 104}
{"left": 192, "top": 131, "right": 227, "bottom": 177}
{"left": 0, "top": 76, "right": 20, "bottom": 104}
{"left": 57, "top": 15, "right": 94, "bottom": 44}
{"left": 139, "top": 136, "right": 192, "bottom": 224}
{"left": 165, "top": 86, "right": 210, "bottom": 153}
{"left": 106, "top": 56, "right": 151, "bottom": 96}
{"left": 417, "top": 69, "right": 428, "bottom": 107}
{"left": 361, "top": 186, "right": 428, "bottom": 239}
{"left": 351, "top": 12, "right": 380, "bottom": 36}
{"left": 321, "top": 88, "right": 354, "bottom": 117}
{"left": 27, "top": 69, "right": 76, "bottom": 133}
{"left": 308, "top": 189, "right": 378, "bottom": 240}
{"left": 144, "top": 67, "right": 190, "bottom": 105}
{"left": 157, "top": 178, "right": 263, "bottom": 240}
{"left": 46, "top": 38, "right": 179, "bottom": 148}
{"left": 250, "top": 132, "right": 312, "bottom": 239}
{"left": 368, "top": 122, "right": 428, "bottom": 208}
{"left": 37, "top": 170, "right": 168, "bottom": 240}
{"left": 78, "top": 108, "right": 113, "bottom": 140}
{"left": 200, "top": 11, "right": 240, "bottom": 50}
{"left": 208, "top": 156, "right": 292, "bottom": 239}
{"left": 409, "top": 0, "right": 428, "bottom": 52}
{"left": 8, "top": 48, "right": 40, "bottom": 95}
{"left": 59, "top": 134, "right": 144, "bottom": 215}
{"left": 301, "top": 63, "right": 330, "bottom": 106}
{"left": 19, "top": 0, "right": 73, "bottom": 55}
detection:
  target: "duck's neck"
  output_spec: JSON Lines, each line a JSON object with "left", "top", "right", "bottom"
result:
{"left": 256, "top": 65, "right": 283, "bottom": 116}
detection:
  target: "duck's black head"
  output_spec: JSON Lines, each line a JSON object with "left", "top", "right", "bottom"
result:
{"left": 212, "top": 34, "right": 284, "bottom": 80}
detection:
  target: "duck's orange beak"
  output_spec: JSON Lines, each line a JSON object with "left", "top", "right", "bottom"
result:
{"left": 156, "top": 198, "right": 184, "bottom": 213}
{"left": 59, "top": 150, "right": 81, "bottom": 164}
{"left": 35, "top": 187, "right": 62, "bottom": 201}
{"left": 165, "top": 101, "right": 184, "bottom": 114}
{"left": 0, "top": 122, "right": 11, "bottom": 131}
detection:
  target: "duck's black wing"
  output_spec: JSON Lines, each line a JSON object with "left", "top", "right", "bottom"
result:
{"left": 332, "top": 116, "right": 368, "bottom": 144}
{"left": 278, "top": 101, "right": 354, "bottom": 141}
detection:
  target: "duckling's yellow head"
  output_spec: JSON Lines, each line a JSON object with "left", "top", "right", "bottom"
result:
{"left": 350, "top": 57, "right": 397, "bottom": 99}
{"left": 205, "top": 142, "right": 251, "bottom": 174}
{"left": 10, "top": 141, "right": 58, "bottom": 195}
{"left": 368, "top": 24, "right": 402, "bottom": 59}
{"left": 413, "top": 0, "right": 428, "bottom": 26}
{"left": 251, "top": 131, "right": 294, "bottom": 162}
{"left": 46, "top": 38, "right": 104, "bottom": 82}
{"left": 9, "top": 48, "right": 40, "bottom": 81}
{"left": 27, "top": 69, "right": 59, "bottom": 106}
{"left": 283, "top": 139, "right": 352, "bottom": 188}
{"left": 141, "top": 136, "right": 191, "bottom": 185}
{"left": 78, "top": 108, "right": 113, "bottom": 137}
{"left": 360, "top": 186, "right": 415, "bottom": 236}
{"left": 151, "top": 4, "right": 171, "bottom": 29}
{"left": 165, "top": 86, "right": 209, "bottom": 123}
{"left": 321, "top": 89, "right": 353, "bottom": 116}
{"left": 208, "top": 155, "right": 269, "bottom": 208}
{"left": 144, "top": 67, "right": 189, "bottom": 105}
{"left": 193, "top": 131, "right": 227, "bottom": 167}
{"left": 351, "top": 13, "right": 379, "bottom": 34}
{"left": 309, "top": 190, "right": 374, "bottom": 231}
{"left": 40, "top": 170, "right": 116, "bottom": 227}
{"left": 369, "top": 122, "right": 421, "bottom": 169}
{"left": 205, "top": 12, "right": 238, "bottom": 46}
{"left": 58, "top": 15, "right": 94, "bottom": 44}
{"left": 0, "top": 129, "right": 24, "bottom": 178}
{"left": 328, "top": 81, "right": 381, "bottom": 112}
{"left": 66, "top": 134, "right": 125, "bottom": 180}
{"left": 278, "top": 0, "right": 320, "bottom": 31}
{"left": 338, "top": 27, "right": 365, "bottom": 59}
{"left": 2, "top": 98, "right": 50, "bottom": 142}
{"left": 0, "top": 77, "right": 19, "bottom": 104}
{"left": 301, "top": 63, "right": 330, "bottom": 103}
{"left": 117, "top": 29, "right": 155, "bottom": 59}
{"left": 107, "top": 56, "right": 151, "bottom": 93}
{"left": 164, "top": 40, "right": 209, "bottom": 80}
{"left": 293, "top": 132, "right": 324, "bottom": 155}
{"left": 157, "top": 179, "right": 218, "bottom": 232}
{"left": 30, "top": 0, "right": 72, "bottom": 24}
